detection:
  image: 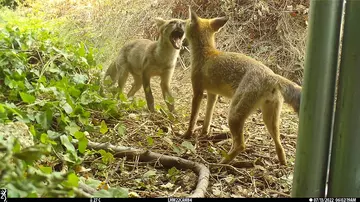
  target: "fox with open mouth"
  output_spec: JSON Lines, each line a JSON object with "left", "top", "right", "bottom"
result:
{"left": 101, "top": 17, "right": 186, "bottom": 113}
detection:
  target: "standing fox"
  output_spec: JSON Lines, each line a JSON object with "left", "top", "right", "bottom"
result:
{"left": 183, "top": 9, "right": 302, "bottom": 166}
{"left": 101, "top": 18, "right": 186, "bottom": 112}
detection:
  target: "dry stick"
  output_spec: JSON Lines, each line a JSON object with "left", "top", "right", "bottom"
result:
{"left": 178, "top": 55, "right": 188, "bottom": 71}
{"left": 198, "top": 133, "right": 230, "bottom": 143}
{"left": 72, "top": 140, "right": 210, "bottom": 198}
{"left": 268, "top": 190, "right": 291, "bottom": 198}
{"left": 169, "top": 186, "right": 182, "bottom": 197}
{"left": 78, "top": 182, "right": 97, "bottom": 195}
{"left": 197, "top": 155, "right": 247, "bottom": 175}
{"left": 105, "top": 159, "right": 122, "bottom": 185}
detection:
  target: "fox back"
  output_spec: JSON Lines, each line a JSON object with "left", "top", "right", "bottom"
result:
{"left": 101, "top": 17, "right": 186, "bottom": 112}
{"left": 183, "top": 9, "right": 302, "bottom": 166}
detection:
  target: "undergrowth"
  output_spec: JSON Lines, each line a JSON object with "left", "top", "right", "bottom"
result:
{"left": 0, "top": 7, "right": 147, "bottom": 197}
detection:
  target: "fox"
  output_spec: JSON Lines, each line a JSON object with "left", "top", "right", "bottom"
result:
{"left": 101, "top": 17, "right": 186, "bottom": 112}
{"left": 183, "top": 9, "right": 302, "bottom": 166}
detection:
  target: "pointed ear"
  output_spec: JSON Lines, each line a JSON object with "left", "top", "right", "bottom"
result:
{"left": 155, "top": 17, "right": 166, "bottom": 28}
{"left": 189, "top": 7, "right": 198, "bottom": 23}
{"left": 210, "top": 16, "right": 228, "bottom": 32}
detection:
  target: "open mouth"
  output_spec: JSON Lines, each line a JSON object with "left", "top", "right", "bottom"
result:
{"left": 170, "top": 28, "right": 184, "bottom": 49}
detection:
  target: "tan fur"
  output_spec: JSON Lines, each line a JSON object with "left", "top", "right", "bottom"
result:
{"left": 183, "top": 9, "right": 302, "bottom": 165}
{"left": 101, "top": 18, "right": 186, "bottom": 112}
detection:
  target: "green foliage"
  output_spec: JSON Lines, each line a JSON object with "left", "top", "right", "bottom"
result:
{"left": 0, "top": 137, "right": 74, "bottom": 197}
{"left": 166, "top": 167, "right": 180, "bottom": 183}
{"left": 0, "top": 7, "right": 136, "bottom": 197}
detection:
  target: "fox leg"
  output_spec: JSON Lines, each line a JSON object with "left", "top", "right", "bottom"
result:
{"left": 116, "top": 66, "right": 129, "bottom": 95}
{"left": 201, "top": 92, "right": 218, "bottom": 136}
{"left": 261, "top": 95, "right": 287, "bottom": 165}
{"left": 220, "top": 90, "right": 259, "bottom": 164}
{"left": 100, "top": 62, "right": 119, "bottom": 96}
{"left": 106, "top": 62, "right": 119, "bottom": 86}
{"left": 183, "top": 86, "right": 204, "bottom": 139}
{"left": 160, "top": 69, "right": 175, "bottom": 112}
{"left": 127, "top": 73, "right": 142, "bottom": 98}
{"left": 142, "top": 71, "right": 155, "bottom": 112}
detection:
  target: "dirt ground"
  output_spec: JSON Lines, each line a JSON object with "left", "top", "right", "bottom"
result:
{"left": 89, "top": 54, "right": 299, "bottom": 198}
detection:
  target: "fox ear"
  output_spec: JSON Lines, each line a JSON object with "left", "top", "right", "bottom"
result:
{"left": 189, "top": 7, "right": 198, "bottom": 23}
{"left": 210, "top": 16, "right": 228, "bottom": 32}
{"left": 155, "top": 17, "right": 166, "bottom": 28}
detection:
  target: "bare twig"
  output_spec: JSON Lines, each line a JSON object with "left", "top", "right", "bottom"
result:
{"left": 268, "top": 190, "right": 291, "bottom": 198}
{"left": 72, "top": 139, "right": 210, "bottom": 198}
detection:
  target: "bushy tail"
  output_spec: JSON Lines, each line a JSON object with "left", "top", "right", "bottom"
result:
{"left": 99, "top": 61, "right": 118, "bottom": 96}
{"left": 275, "top": 74, "right": 302, "bottom": 114}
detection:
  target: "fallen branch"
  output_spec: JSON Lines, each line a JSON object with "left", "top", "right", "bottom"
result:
{"left": 198, "top": 133, "right": 230, "bottom": 143}
{"left": 78, "top": 182, "right": 97, "bottom": 195}
{"left": 72, "top": 140, "right": 210, "bottom": 198}
{"left": 268, "top": 190, "right": 291, "bottom": 198}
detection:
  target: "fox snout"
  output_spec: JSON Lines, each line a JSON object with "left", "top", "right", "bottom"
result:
{"left": 170, "top": 23, "right": 185, "bottom": 50}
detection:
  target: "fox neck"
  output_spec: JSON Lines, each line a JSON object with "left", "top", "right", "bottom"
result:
{"left": 156, "top": 35, "right": 180, "bottom": 62}
{"left": 189, "top": 33, "right": 218, "bottom": 64}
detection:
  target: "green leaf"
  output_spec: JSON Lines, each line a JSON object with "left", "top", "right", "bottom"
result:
{"left": 78, "top": 43, "right": 86, "bottom": 57}
{"left": 66, "top": 173, "right": 79, "bottom": 187}
{"left": 62, "top": 102, "right": 73, "bottom": 114}
{"left": 146, "top": 136, "right": 154, "bottom": 146}
{"left": 93, "top": 188, "right": 128, "bottom": 198}
{"left": 172, "top": 144, "right": 184, "bottom": 156}
{"left": 29, "top": 125, "right": 36, "bottom": 137}
{"left": 82, "top": 177, "right": 102, "bottom": 189}
{"left": 63, "top": 153, "right": 76, "bottom": 164}
{"left": 65, "top": 122, "right": 80, "bottom": 135}
{"left": 47, "top": 130, "right": 62, "bottom": 139}
{"left": 13, "top": 145, "right": 51, "bottom": 164}
{"left": 143, "top": 170, "right": 157, "bottom": 178}
{"left": 39, "top": 165, "right": 52, "bottom": 174}
{"left": 98, "top": 149, "right": 114, "bottom": 164}
{"left": 100, "top": 120, "right": 108, "bottom": 134}
{"left": 117, "top": 124, "right": 125, "bottom": 136}
{"left": 68, "top": 86, "right": 81, "bottom": 97}
{"left": 40, "top": 133, "right": 48, "bottom": 144}
{"left": 19, "top": 92, "right": 35, "bottom": 103}
{"left": 156, "top": 129, "right": 164, "bottom": 136}
{"left": 167, "top": 167, "right": 180, "bottom": 177}
{"left": 26, "top": 193, "right": 38, "bottom": 198}
{"left": 73, "top": 73, "right": 88, "bottom": 84}
{"left": 78, "top": 137, "right": 88, "bottom": 154}
{"left": 108, "top": 188, "right": 128, "bottom": 198}
{"left": 60, "top": 135, "right": 76, "bottom": 153}
{"left": 181, "top": 141, "right": 196, "bottom": 153}
{"left": 35, "top": 109, "right": 53, "bottom": 130}
{"left": 40, "top": 133, "right": 57, "bottom": 145}
{"left": 118, "top": 93, "right": 127, "bottom": 102}
{"left": 12, "top": 139, "right": 21, "bottom": 153}
{"left": 74, "top": 131, "right": 84, "bottom": 139}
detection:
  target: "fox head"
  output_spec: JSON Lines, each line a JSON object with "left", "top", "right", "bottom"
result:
{"left": 185, "top": 8, "right": 228, "bottom": 49}
{"left": 155, "top": 18, "right": 186, "bottom": 50}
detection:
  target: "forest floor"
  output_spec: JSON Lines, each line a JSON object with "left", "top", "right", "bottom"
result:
{"left": 1, "top": 0, "right": 305, "bottom": 198}
{"left": 91, "top": 56, "right": 299, "bottom": 198}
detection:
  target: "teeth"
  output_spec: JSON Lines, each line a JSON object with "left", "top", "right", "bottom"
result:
{"left": 175, "top": 39, "right": 181, "bottom": 47}
{"left": 171, "top": 38, "right": 181, "bottom": 48}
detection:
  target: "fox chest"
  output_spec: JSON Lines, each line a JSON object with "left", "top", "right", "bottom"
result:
{"left": 192, "top": 69, "right": 234, "bottom": 98}
{"left": 143, "top": 58, "right": 175, "bottom": 76}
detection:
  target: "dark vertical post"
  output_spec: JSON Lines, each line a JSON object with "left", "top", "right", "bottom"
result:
{"left": 328, "top": 0, "right": 360, "bottom": 197}
{"left": 291, "top": 0, "right": 343, "bottom": 197}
